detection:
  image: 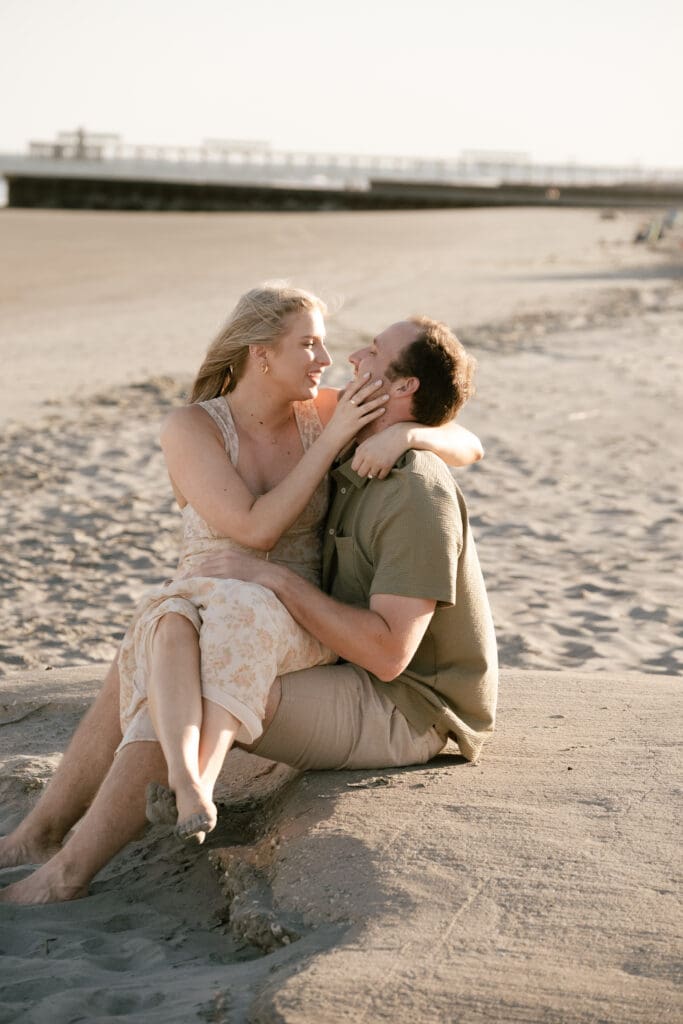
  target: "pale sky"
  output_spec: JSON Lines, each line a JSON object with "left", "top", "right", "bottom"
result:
{"left": 0, "top": 0, "right": 681, "bottom": 169}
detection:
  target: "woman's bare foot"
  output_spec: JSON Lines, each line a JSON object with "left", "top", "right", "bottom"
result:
{"left": 145, "top": 782, "right": 178, "bottom": 826}
{"left": 146, "top": 782, "right": 217, "bottom": 842}
{"left": 0, "top": 858, "right": 87, "bottom": 905}
{"left": 0, "top": 827, "right": 62, "bottom": 869}
{"left": 175, "top": 813, "right": 213, "bottom": 845}
{"left": 173, "top": 781, "right": 217, "bottom": 845}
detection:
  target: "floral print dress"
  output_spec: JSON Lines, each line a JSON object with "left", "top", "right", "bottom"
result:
{"left": 118, "top": 396, "right": 335, "bottom": 747}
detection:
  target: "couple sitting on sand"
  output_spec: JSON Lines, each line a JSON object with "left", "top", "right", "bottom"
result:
{"left": 0, "top": 283, "right": 497, "bottom": 905}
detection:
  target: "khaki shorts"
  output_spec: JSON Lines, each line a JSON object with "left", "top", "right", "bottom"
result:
{"left": 251, "top": 662, "right": 447, "bottom": 771}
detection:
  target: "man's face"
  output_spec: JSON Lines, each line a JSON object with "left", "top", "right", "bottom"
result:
{"left": 349, "top": 321, "right": 421, "bottom": 382}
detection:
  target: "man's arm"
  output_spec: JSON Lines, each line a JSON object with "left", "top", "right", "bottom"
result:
{"left": 188, "top": 553, "right": 435, "bottom": 681}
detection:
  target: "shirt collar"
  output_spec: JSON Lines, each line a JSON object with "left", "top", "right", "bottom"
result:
{"left": 332, "top": 457, "right": 371, "bottom": 490}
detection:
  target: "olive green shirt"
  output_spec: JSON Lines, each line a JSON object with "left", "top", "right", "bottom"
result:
{"left": 322, "top": 450, "right": 498, "bottom": 761}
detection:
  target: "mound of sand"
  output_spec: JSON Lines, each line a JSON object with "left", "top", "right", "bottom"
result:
{"left": 0, "top": 666, "right": 679, "bottom": 1023}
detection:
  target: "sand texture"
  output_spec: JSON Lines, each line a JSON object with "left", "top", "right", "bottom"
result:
{"left": 1, "top": 207, "right": 682, "bottom": 1020}
{"left": 0, "top": 667, "right": 680, "bottom": 1023}
{"left": 1, "top": 209, "right": 681, "bottom": 677}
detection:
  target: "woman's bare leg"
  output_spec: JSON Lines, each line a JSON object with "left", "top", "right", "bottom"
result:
{"left": 147, "top": 613, "right": 221, "bottom": 841}
{"left": 145, "top": 698, "right": 258, "bottom": 830}
{"left": 0, "top": 657, "right": 123, "bottom": 868}
{"left": 0, "top": 741, "right": 167, "bottom": 905}
{"left": 197, "top": 698, "right": 241, "bottom": 798}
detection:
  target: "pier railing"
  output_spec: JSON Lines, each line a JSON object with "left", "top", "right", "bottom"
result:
{"left": 3, "top": 132, "right": 681, "bottom": 190}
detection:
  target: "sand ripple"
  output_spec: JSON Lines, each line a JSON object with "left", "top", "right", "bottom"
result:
{"left": 462, "top": 285, "right": 683, "bottom": 674}
{"left": 1, "top": 379, "right": 187, "bottom": 673}
{"left": 1, "top": 287, "right": 682, "bottom": 677}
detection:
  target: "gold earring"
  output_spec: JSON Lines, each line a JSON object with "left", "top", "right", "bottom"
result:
{"left": 260, "top": 360, "right": 269, "bottom": 375}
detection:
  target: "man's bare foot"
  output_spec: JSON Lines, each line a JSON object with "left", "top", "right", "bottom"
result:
{"left": 0, "top": 828, "right": 62, "bottom": 869}
{"left": 0, "top": 859, "right": 87, "bottom": 905}
{"left": 145, "top": 782, "right": 178, "bottom": 826}
{"left": 173, "top": 782, "right": 217, "bottom": 845}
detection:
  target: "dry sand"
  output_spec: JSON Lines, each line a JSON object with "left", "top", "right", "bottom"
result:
{"left": 0, "top": 666, "right": 679, "bottom": 1023}
{"left": 0, "top": 207, "right": 681, "bottom": 1021}
{"left": 2, "top": 205, "right": 680, "bottom": 427}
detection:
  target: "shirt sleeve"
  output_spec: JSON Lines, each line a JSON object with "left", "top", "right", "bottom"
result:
{"left": 368, "top": 453, "right": 463, "bottom": 607}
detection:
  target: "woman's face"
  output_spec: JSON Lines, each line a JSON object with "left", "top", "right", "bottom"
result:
{"left": 269, "top": 308, "right": 331, "bottom": 399}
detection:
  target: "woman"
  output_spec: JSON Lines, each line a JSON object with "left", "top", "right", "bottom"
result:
{"left": 116, "top": 283, "right": 483, "bottom": 843}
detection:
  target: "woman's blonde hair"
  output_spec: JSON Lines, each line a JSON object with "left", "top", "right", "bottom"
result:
{"left": 190, "top": 283, "right": 327, "bottom": 403}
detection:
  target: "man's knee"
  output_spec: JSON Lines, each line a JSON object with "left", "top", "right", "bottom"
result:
{"left": 99, "top": 653, "right": 121, "bottom": 705}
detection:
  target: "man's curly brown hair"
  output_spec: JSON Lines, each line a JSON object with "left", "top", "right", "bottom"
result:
{"left": 385, "top": 316, "right": 476, "bottom": 426}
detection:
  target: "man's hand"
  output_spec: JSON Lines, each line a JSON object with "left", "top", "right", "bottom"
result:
{"left": 180, "top": 550, "right": 271, "bottom": 584}
{"left": 181, "top": 552, "right": 435, "bottom": 682}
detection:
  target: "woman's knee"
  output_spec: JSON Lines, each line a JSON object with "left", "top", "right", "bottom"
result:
{"left": 152, "top": 612, "right": 197, "bottom": 652}
{"left": 237, "top": 677, "right": 282, "bottom": 753}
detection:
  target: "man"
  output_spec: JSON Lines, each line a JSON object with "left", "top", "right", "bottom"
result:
{"left": 0, "top": 318, "right": 497, "bottom": 904}
{"left": 215, "top": 317, "right": 497, "bottom": 771}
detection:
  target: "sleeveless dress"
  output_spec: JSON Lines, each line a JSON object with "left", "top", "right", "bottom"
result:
{"left": 117, "top": 396, "right": 336, "bottom": 748}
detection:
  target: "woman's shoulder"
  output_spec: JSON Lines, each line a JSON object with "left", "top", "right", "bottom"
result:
{"left": 162, "top": 401, "right": 215, "bottom": 429}
{"left": 312, "top": 387, "right": 339, "bottom": 426}
{"left": 160, "top": 402, "right": 225, "bottom": 447}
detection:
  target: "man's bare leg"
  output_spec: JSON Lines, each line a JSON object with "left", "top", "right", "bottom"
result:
{"left": 0, "top": 740, "right": 167, "bottom": 905}
{"left": 0, "top": 657, "right": 123, "bottom": 868}
{"left": 0, "top": 679, "right": 283, "bottom": 904}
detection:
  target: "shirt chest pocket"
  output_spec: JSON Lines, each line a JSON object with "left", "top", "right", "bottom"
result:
{"left": 332, "top": 535, "right": 373, "bottom": 606}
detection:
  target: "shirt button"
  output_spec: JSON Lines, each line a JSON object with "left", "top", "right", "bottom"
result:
{"left": 328, "top": 528, "right": 335, "bottom": 535}
{"left": 340, "top": 487, "right": 347, "bottom": 494}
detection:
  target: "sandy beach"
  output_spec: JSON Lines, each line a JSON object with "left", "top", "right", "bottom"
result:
{"left": 1, "top": 206, "right": 681, "bottom": 1021}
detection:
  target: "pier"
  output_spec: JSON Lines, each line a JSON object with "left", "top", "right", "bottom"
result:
{"left": 2, "top": 130, "right": 682, "bottom": 211}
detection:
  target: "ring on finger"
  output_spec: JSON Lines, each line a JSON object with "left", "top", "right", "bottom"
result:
{"left": 349, "top": 398, "right": 356, "bottom": 405}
